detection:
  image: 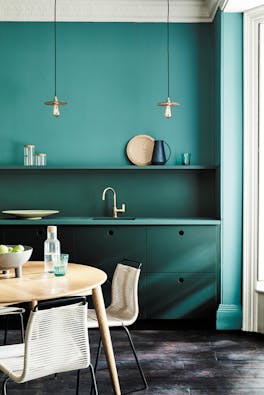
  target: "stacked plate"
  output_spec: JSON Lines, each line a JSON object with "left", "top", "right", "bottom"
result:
{"left": 2, "top": 210, "right": 59, "bottom": 220}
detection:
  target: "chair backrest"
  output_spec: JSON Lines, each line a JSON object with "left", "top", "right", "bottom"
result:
{"left": 20, "top": 300, "right": 90, "bottom": 383}
{"left": 109, "top": 263, "right": 141, "bottom": 325}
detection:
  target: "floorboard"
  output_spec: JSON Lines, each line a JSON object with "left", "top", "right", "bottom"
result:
{"left": 1, "top": 327, "right": 264, "bottom": 394}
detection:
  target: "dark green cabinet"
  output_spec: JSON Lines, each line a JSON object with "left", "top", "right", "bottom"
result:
{"left": 0, "top": 224, "right": 219, "bottom": 321}
{"left": 73, "top": 226, "right": 147, "bottom": 313}
{"left": 146, "top": 273, "right": 216, "bottom": 319}
{"left": 145, "top": 225, "right": 219, "bottom": 319}
{"left": 73, "top": 226, "right": 146, "bottom": 274}
{"left": 147, "top": 226, "right": 219, "bottom": 273}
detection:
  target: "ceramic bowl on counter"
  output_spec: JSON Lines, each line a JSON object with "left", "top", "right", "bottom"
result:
{"left": 0, "top": 246, "right": 33, "bottom": 278}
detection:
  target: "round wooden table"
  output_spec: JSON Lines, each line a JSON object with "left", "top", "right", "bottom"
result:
{"left": 0, "top": 261, "right": 121, "bottom": 395}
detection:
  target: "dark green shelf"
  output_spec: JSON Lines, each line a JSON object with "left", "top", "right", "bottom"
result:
{"left": 0, "top": 165, "right": 218, "bottom": 171}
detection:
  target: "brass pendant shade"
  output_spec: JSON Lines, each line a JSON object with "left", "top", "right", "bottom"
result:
{"left": 45, "top": 96, "right": 67, "bottom": 118}
{"left": 44, "top": 0, "right": 67, "bottom": 117}
{"left": 158, "top": 0, "right": 179, "bottom": 118}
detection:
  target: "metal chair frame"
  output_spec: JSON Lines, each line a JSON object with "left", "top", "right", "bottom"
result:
{"left": 0, "top": 297, "right": 98, "bottom": 395}
{"left": 88, "top": 261, "right": 148, "bottom": 394}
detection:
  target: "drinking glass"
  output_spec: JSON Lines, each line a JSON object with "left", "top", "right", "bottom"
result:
{"left": 54, "top": 254, "right": 69, "bottom": 277}
{"left": 181, "top": 152, "right": 191, "bottom": 166}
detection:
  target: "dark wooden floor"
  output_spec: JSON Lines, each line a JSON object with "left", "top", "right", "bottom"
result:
{"left": 1, "top": 326, "right": 264, "bottom": 394}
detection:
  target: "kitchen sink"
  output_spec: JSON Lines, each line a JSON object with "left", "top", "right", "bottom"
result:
{"left": 92, "top": 216, "right": 136, "bottom": 220}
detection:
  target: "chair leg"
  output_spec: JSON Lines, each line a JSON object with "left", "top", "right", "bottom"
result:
{"left": 89, "top": 364, "right": 98, "bottom": 395}
{"left": 19, "top": 313, "right": 25, "bottom": 343}
{"left": 90, "top": 337, "right": 102, "bottom": 395}
{"left": 76, "top": 369, "right": 80, "bottom": 395}
{"left": 94, "top": 337, "right": 102, "bottom": 373}
{"left": 3, "top": 316, "right": 9, "bottom": 345}
{"left": 1, "top": 377, "right": 9, "bottom": 395}
{"left": 122, "top": 326, "right": 148, "bottom": 390}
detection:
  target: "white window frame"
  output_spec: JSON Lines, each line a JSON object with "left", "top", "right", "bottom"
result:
{"left": 243, "top": 5, "right": 264, "bottom": 332}
{"left": 258, "top": 24, "right": 264, "bottom": 281}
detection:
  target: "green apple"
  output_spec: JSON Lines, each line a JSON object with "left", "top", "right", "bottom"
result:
{"left": 13, "top": 245, "right": 24, "bottom": 252}
{"left": 8, "top": 246, "right": 13, "bottom": 252}
{"left": 0, "top": 244, "right": 8, "bottom": 254}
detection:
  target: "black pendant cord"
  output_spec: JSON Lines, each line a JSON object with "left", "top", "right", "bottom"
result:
{"left": 167, "top": 0, "right": 170, "bottom": 99}
{"left": 54, "top": 0, "right": 57, "bottom": 97}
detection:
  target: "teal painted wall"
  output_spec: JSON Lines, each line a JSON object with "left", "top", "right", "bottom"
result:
{"left": 216, "top": 12, "right": 243, "bottom": 329}
{"left": 0, "top": 17, "right": 245, "bottom": 327}
{"left": 0, "top": 169, "right": 217, "bottom": 217}
{"left": 0, "top": 22, "right": 217, "bottom": 166}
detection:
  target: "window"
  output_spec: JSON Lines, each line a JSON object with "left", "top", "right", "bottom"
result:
{"left": 243, "top": 6, "right": 264, "bottom": 332}
{"left": 258, "top": 23, "right": 264, "bottom": 280}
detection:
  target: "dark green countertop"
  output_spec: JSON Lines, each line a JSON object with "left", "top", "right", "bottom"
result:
{"left": 0, "top": 217, "right": 221, "bottom": 225}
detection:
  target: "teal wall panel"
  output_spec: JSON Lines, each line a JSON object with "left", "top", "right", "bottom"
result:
{"left": 0, "top": 22, "right": 217, "bottom": 166}
{"left": 0, "top": 169, "right": 217, "bottom": 218}
{"left": 216, "top": 12, "right": 243, "bottom": 329}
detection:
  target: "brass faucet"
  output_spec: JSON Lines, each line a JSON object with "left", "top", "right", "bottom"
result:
{"left": 102, "top": 187, "right": 126, "bottom": 218}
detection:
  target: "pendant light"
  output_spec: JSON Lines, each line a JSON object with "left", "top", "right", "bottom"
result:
{"left": 158, "top": 0, "right": 179, "bottom": 118}
{"left": 44, "top": 0, "right": 67, "bottom": 117}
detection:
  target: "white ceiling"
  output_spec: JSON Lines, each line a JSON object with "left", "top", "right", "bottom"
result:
{"left": 0, "top": 0, "right": 263, "bottom": 23}
{"left": 221, "top": 0, "right": 264, "bottom": 12}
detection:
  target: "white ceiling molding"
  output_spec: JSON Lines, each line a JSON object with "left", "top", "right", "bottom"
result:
{"left": 0, "top": 0, "right": 222, "bottom": 23}
{"left": 205, "top": 0, "right": 221, "bottom": 19}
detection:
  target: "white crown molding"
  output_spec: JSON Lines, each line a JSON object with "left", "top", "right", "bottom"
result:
{"left": 0, "top": 0, "right": 220, "bottom": 23}
{"left": 205, "top": 0, "right": 221, "bottom": 19}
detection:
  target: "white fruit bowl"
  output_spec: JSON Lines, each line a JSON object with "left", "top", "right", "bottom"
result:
{"left": 0, "top": 246, "right": 33, "bottom": 278}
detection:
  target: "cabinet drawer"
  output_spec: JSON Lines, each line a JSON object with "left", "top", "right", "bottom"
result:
{"left": 145, "top": 272, "right": 217, "bottom": 319}
{"left": 147, "top": 225, "right": 219, "bottom": 273}
{"left": 74, "top": 226, "right": 147, "bottom": 317}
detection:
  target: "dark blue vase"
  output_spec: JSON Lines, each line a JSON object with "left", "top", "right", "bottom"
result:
{"left": 151, "top": 140, "right": 171, "bottom": 165}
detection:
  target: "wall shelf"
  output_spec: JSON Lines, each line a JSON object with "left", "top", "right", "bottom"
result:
{"left": 0, "top": 165, "right": 218, "bottom": 171}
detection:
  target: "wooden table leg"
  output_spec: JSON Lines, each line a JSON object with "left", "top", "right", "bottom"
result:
{"left": 30, "top": 300, "right": 37, "bottom": 309}
{"left": 92, "top": 285, "right": 121, "bottom": 395}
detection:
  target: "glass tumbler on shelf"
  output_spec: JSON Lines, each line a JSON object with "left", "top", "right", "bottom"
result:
{"left": 35, "top": 153, "right": 47, "bottom": 166}
{"left": 181, "top": 152, "right": 191, "bottom": 166}
{"left": 24, "top": 145, "right": 35, "bottom": 166}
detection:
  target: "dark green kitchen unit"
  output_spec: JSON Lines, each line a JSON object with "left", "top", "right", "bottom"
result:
{"left": 0, "top": 223, "right": 220, "bottom": 321}
{"left": 73, "top": 225, "right": 147, "bottom": 314}
{"left": 145, "top": 225, "right": 220, "bottom": 320}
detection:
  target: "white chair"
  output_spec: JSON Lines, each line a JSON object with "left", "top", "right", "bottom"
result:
{"left": 0, "top": 306, "right": 25, "bottom": 345}
{"left": 0, "top": 297, "right": 98, "bottom": 395}
{"left": 87, "top": 262, "right": 148, "bottom": 391}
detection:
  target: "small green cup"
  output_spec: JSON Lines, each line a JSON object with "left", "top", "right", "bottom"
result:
{"left": 54, "top": 254, "right": 69, "bottom": 277}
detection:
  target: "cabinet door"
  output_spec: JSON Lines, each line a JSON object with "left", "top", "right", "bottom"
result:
{"left": 146, "top": 272, "right": 216, "bottom": 319}
{"left": 147, "top": 225, "right": 219, "bottom": 273}
{"left": 74, "top": 226, "right": 147, "bottom": 316}
{"left": 146, "top": 225, "right": 219, "bottom": 320}
{"left": 2, "top": 226, "right": 74, "bottom": 261}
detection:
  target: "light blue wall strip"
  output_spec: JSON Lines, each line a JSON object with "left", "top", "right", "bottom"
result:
{"left": 216, "top": 12, "right": 243, "bottom": 329}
